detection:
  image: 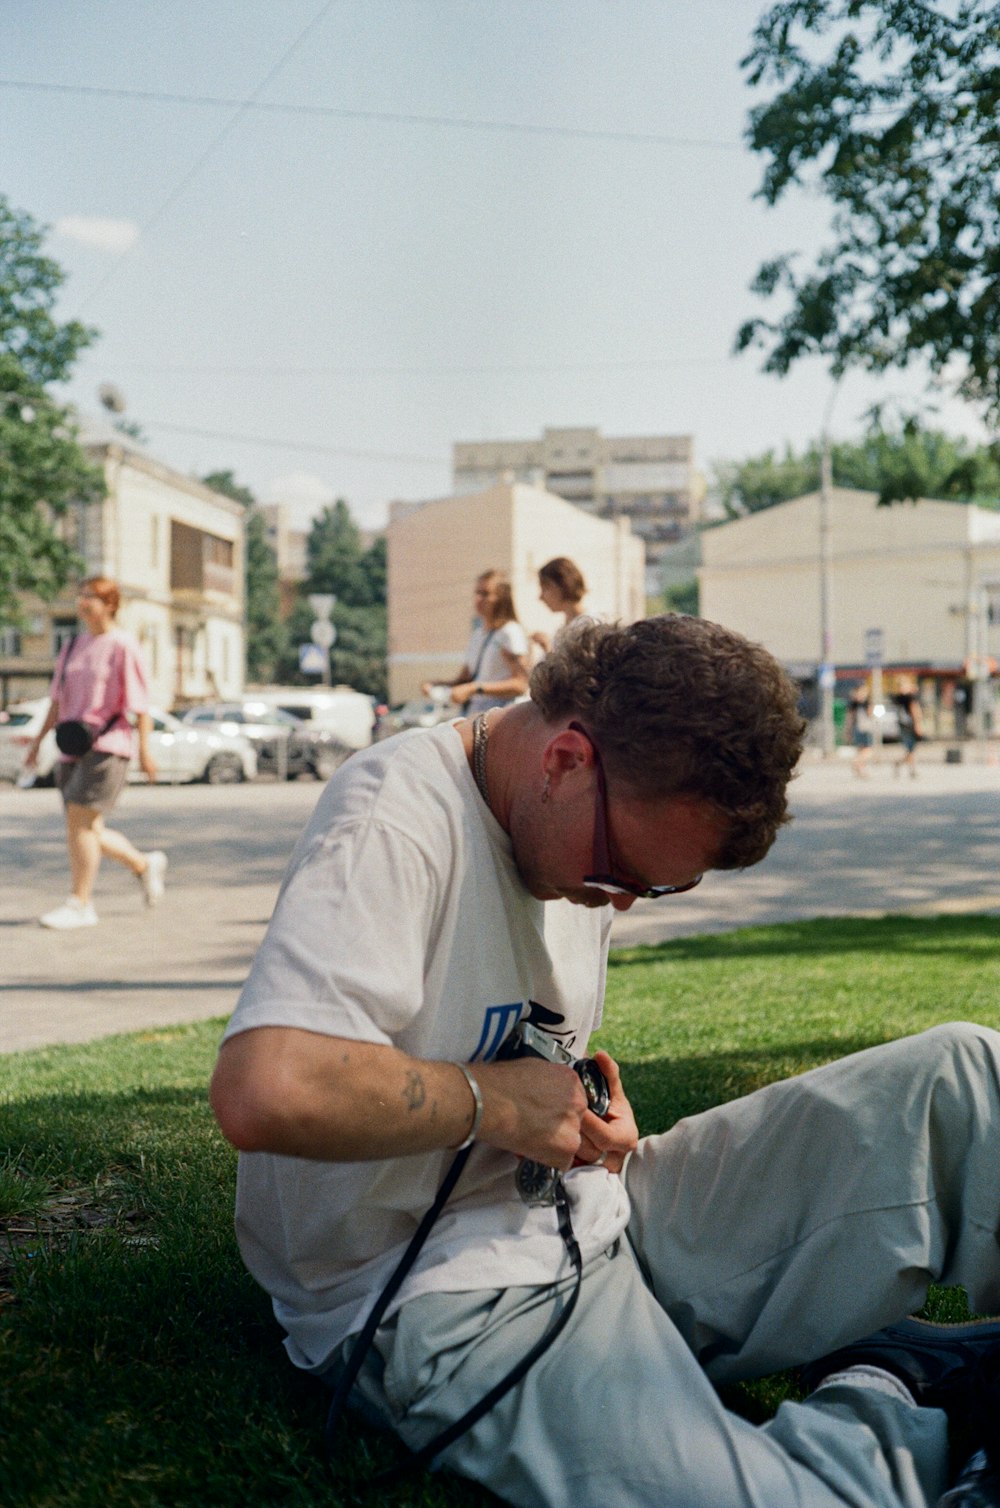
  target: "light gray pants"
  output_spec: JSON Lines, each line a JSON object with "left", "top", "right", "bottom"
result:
{"left": 345, "top": 1023, "right": 1000, "bottom": 1506}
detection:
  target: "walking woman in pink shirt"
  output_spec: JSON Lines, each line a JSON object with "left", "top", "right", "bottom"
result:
{"left": 25, "top": 577, "right": 168, "bottom": 930}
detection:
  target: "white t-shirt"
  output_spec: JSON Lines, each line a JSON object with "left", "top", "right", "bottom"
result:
{"left": 225, "top": 721, "right": 629, "bottom": 1372}
{"left": 464, "top": 620, "right": 529, "bottom": 714}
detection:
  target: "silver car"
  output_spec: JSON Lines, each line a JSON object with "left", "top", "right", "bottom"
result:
{"left": 0, "top": 699, "right": 257, "bottom": 786}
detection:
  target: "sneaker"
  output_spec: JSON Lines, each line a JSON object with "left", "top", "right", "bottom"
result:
{"left": 801, "top": 1315, "right": 1000, "bottom": 1444}
{"left": 139, "top": 851, "right": 167, "bottom": 907}
{"left": 40, "top": 897, "right": 98, "bottom": 930}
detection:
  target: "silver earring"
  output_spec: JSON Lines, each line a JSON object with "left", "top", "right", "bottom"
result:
{"left": 541, "top": 774, "right": 551, "bottom": 804}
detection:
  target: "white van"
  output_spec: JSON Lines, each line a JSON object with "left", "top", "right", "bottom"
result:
{"left": 248, "top": 686, "right": 375, "bottom": 750}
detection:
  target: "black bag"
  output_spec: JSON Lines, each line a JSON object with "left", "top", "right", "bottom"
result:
{"left": 55, "top": 719, "right": 101, "bottom": 756}
{"left": 54, "top": 636, "right": 123, "bottom": 756}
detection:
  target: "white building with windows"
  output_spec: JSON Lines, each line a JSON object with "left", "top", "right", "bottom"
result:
{"left": 0, "top": 417, "right": 246, "bottom": 709}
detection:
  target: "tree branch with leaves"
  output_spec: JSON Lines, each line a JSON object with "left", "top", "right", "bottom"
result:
{"left": 0, "top": 195, "right": 105, "bottom": 622}
{"left": 737, "top": 1, "right": 1000, "bottom": 423}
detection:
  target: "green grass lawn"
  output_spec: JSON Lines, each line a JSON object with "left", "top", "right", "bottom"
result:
{"left": 2, "top": 915, "right": 999, "bottom": 1506}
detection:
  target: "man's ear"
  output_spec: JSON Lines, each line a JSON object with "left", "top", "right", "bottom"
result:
{"left": 540, "top": 725, "right": 594, "bottom": 788}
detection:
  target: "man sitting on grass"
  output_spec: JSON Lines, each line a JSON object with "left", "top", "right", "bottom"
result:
{"left": 211, "top": 614, "right": 1000, "bottom": 1507}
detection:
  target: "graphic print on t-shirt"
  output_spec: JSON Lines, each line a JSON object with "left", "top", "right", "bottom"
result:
{"left": 469, "top": 999, "right": 572, "bottom": 1062}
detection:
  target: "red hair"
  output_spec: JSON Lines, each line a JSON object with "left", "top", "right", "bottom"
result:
{"left": 80, "top": 576, "right": 121, "bottom": 617}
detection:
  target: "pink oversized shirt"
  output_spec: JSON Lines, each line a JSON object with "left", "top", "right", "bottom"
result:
{"left": 49, "top": 628, "right": 151, "bottom": 761}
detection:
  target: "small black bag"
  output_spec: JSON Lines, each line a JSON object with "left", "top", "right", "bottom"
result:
{"left": 54, "top": 635, "right": 122, "bottom": 756}
{"left": 55, "top": 719, "right": 101, "bottom": 756}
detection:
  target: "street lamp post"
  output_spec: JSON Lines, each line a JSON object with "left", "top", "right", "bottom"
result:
{"left": 817, "top": 386, "right": 839, "bottom": 758}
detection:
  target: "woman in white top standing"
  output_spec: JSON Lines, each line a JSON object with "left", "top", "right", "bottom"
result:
{"left": 424, "top": 569, "right": 530, "bottom": 716}
{"left": 529, "top": 556, "right": 588, "bottom": 656}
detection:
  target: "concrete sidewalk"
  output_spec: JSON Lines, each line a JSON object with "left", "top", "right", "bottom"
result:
{"left": 2, "top": 751, "right": 997, "bottom": 1055}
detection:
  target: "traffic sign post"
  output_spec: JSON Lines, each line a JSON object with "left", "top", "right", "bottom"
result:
{"left": 299, "top": 643, "right": 327, "bottom": 676}
{"left": 864, "top": 628, "right": 885, "bottom": 753}
{"left": 307, "top": 594, "right": 337, "bottom": 686}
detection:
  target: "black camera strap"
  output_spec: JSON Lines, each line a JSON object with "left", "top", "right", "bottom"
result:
{"left": 324, "top": 1151, "right": 584, "bottom": 1486}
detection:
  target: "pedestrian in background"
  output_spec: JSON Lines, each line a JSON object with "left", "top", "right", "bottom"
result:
{"left": 423, "top": 569, "right": 530, "bottom": 716}
{"left": 26, "top": 577, "right": 167, "bottom": 930}
{"left": 892, "top": 674, "right": 925, "bottom": 779}
{"left": 529, "top": 556, "right": 588, "bottom": 656}
{"left": 847, "top": 681, "right": 874, "bottom": 779}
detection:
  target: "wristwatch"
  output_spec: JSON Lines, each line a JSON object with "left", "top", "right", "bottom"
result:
{"left": 473, "top": 683, "right": 483, "bottom": 695}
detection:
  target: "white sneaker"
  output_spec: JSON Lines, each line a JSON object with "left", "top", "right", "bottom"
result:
{"left": 40, "top": 897, "right": 99, "bottom": 930}
{"left": 140, "top": 850, "right": 168, "bottom": 907}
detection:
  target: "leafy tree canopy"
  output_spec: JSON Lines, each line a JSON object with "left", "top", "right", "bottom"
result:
{"left": 266, "top": 497, "right": 387, "bottom": 697}
{"left": 715, "top": 414, "right": 1000, "bottom": 515}
{"left": 737, "top": 2, "right": 1000, "bottom": 420}
{"left": 0, "top": 195, "right": 104, "bottom": 622}
{"left": 201, "top": 469, "right": 256, "bottom": 510}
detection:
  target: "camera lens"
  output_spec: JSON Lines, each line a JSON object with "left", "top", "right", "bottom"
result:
{"left": 574, "top": 1059, "right": 610, "bottom": 1118}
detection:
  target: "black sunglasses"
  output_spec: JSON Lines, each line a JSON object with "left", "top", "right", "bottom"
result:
{"left": 568, "top": 722, "right": 703, "bottom": 900}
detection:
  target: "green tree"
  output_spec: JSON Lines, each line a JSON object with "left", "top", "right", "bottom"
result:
{"left": 737, "top": 2, "right": 1000, "bottom": 421}
{"left": 715, "top": 417, "right": 1000, "bottom": 514}
{"left": 0, "top": 195, "right": 104, "bottom": 622}
{"left": 200, "top": 470, "right": 288, "bottom": 683}
{"left": 275, "top": 498, "right": 387, "bottom": 697}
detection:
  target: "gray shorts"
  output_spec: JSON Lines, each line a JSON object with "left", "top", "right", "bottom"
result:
{"left": 56, "top": 751, "right": 130, "bottom": 813}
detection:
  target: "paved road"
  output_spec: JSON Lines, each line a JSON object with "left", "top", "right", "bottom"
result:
{"left": 2, "top": 751, "right": 997, "bottom": 1054}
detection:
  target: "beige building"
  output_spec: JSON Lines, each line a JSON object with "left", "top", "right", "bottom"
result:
{"left": 699, "top": 488, "right": 1000, "bottom": 729}
{"left": 1, "top": 419, "right": 246, "bottom": 709}
{"left": 453, "top": 427, "right": 701, "bottom": 591}
{"left": 386, "top": 481, "right": 645, "bottom": 703}
{"left": 258, "top": 502, "right": 309, "bottom": 617}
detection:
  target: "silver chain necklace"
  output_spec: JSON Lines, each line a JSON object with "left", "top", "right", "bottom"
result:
{"left": 472, "top": 712, "right": 491, "bottom": 810}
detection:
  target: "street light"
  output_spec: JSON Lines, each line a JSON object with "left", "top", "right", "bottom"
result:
{"left": 817, "top": 383, "right": 841, "bottom": 758}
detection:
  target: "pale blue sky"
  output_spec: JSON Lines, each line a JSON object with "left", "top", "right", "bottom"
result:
{"left": 1, "top": 0, "right": 986, "bottom": 528}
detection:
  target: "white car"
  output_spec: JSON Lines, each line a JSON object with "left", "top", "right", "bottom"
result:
{"left": 0, "top": 699, "right": 257, "bottom": 786}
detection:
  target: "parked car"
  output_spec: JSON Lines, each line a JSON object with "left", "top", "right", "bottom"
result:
{"left": 374, "top": 696, "right": 457, "bottom": 742}
{"left": 179, "top": 701, "right": 350, "bottom": 780}
{"left": 246, "top": 686, "right": 376, "bottom": 750}
{"left": 0, "top": 700, "right": 257, "bottom": 786}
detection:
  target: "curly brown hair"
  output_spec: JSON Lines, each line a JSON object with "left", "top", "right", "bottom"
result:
{"left": 530, "top": 615, "right": 806, "bottom": 868}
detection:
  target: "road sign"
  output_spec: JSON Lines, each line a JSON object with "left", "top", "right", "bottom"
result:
{"left": 299, "top": 643, "right": 327, "bottom": 675}
{"left": 864, "top": 627, "right": 884, "bottom": 667}
{"left": 308, "top": 594, "right": 336, "bottom": 619}
{"left": 311, "top": 619, "right": 337, "bottom": 648}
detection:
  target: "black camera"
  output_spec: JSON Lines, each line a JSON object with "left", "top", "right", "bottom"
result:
{"left": 497, "top": 1020, "right": 610, "bottom": 1117}
{"left": 496, "top": 1022, "right": 611, "bottom": 1205}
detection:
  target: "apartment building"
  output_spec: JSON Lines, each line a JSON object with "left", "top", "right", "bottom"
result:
{"left": 453, "top": 426, "right": 701, "bottom": 591}
{"left": 1, "top": 417, "right": 246, "bottom": 709}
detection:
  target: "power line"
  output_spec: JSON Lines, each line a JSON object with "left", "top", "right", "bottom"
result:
{"left": 0, "top": 77, "right": 741, "bottom": 152}
{"left": 67, "top": 0, "right": 343, "bottom": 316}
{"left": 107, "top": 355, "right": 732, "bottom": 378}
{"left": 143, "top": 417, "right": 447, "bottom": 467}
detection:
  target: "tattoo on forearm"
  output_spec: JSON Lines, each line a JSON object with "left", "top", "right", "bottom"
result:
{"left": 402, "top": 1070, "right": 426, "bottom": 1112}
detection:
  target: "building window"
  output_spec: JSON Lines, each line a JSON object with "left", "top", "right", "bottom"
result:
{"left": 171, "top": 521, "right": 236, "bottom": 596}
{"left": 151, "top": 516, "right": 159, "bottom": 568}
{"left": 52, "top": 618, "right": 78, "bottom": 655}
{"left": 0, "top": 627, "right": 22, "bottom": 655}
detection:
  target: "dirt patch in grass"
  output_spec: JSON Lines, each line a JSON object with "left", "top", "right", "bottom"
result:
{"left": 0, "top": 1179, "right": 152, "bottom": 1305}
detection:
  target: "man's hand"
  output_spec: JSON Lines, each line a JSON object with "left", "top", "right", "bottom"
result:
{"left": 474, "top": 1056, "right": 590, "bottom": 1170}
{"left": 138, "top": 748, "right": 158, "bottom": 782}
{"left": 449, "top": 681, "right": 476, "bottom": 707}
{"left": 571, "top": 1052, "right": 638, "bottom": 1175}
